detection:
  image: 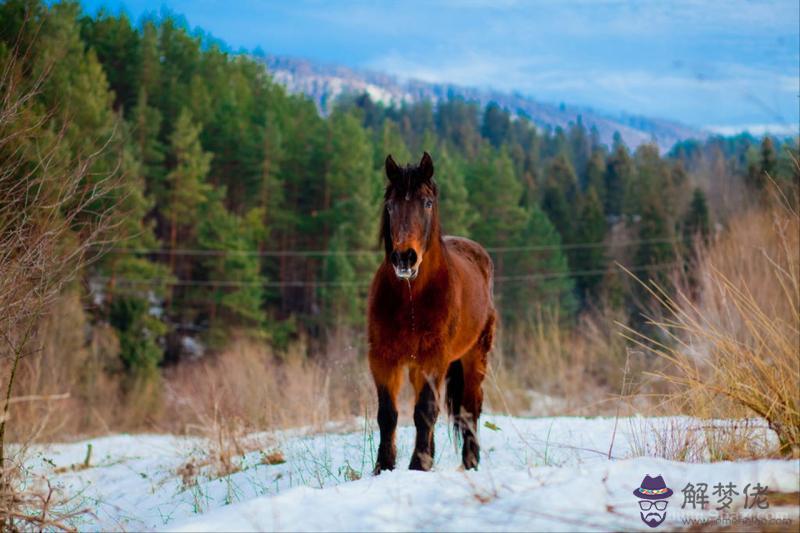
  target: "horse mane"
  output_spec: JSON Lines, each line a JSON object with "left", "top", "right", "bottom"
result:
{"left": 379, "top": 162, "right": 439, "bottom": 257}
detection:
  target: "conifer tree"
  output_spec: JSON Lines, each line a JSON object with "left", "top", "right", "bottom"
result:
{"left": 541, "top": 153, "right": 579, "bottom": 246}
{"left": 465, "top": 147, "right": 527, "bottom": 250}
{"left": 573, "top": 187, "right": 607, "bottom": 300}
{"left": 501, "top": 205, "right": 576, "bottom": 324}
{"left": 322, "top": 110, "right": 380, "bottom": 327}
{"left": 604, "top": 133, "right": 633, "bottom": 217}
{"left": 196, "top": 192, "right": 266, "bottom": 345}
{"left": 432, "top": 145, "right": 473, "bottom": 237}
{"left": 585, "top": 148, "right": 607, "bottom": 200}
{"left": 377, "top": 119, "right": 412, "bottom": 168}
{"left": 760, "top": 136, "right": 778, "bottom": 179}
{"left": 682, "top": 187, "right": 711, "bottom": 245}
{"left": 164, "top": 108, "right": 212, "bottom": 271}
{"left": 481, "top": 102, "right": 511, "bottom": 148}
{"left": 634, "top": 194, "right": 676, "bottom": 300}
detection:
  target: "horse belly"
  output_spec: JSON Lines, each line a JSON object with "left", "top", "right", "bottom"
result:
{"left": 445, "top": 254, "right": 493, "bottom": 362}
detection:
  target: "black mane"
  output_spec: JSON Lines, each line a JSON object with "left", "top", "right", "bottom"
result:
{"left": 383, "top": 164, "right": 438, "bottom": 201}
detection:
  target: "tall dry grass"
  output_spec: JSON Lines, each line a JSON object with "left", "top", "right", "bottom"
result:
{"left": 624, "top": 190, "right": 799, "bottom": 457}
{"left": 486, "top": 304, "right": 634, "bottom": 417}
{"left": 5, "top": 303, "right": 638, "bottom": 444}
{"left": 163, "top": 332, "right": 374, "bottom": 435}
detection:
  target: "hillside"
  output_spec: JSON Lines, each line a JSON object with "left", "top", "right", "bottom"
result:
{"left": 261, "top": 55, "right": 706, "bottom": 151}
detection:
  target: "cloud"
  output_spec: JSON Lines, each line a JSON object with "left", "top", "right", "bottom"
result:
{"left": 369, "top": 44, "right": 798, "bottom": 123}
{"left": 87, "top": 0, "right": 799, "bottom": 127}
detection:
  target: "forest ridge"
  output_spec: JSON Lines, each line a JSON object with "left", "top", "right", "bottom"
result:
{"left": 262, "top": 54, "right": 705, "bottom": 152}
{"left": 0, "top": 0, "right": 798, "bottom": 392}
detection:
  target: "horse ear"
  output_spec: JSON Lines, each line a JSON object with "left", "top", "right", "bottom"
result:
{"left": 419, "top": 152, "right": 434, "bottom": 182}
{"left": 385, "top": 154, "right": 401, "bottom": 183}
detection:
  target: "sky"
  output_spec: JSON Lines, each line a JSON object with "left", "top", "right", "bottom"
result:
{"left": 79, "top": 0, "right": 799, "bottom": 134}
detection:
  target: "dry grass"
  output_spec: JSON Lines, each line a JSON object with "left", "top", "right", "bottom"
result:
{"left": 626, "top": 417, "right": 776, "bottom": 463}
{"left": 0, "top": 293, "right": 125, "bottom": 443}
{"left": 3, "top": 298, "right": 643, "bottom": 450}
{"left": 163, "top": 333, "right": 373, "bottom": 435}
{"left": 487, "top": 305, "right": 631, "bottom": 417}
{"left": 163, "top": 332, "right": 374, "bottom": 488}
{"left": 623, "top": 191, "right": 799, "bottom": 457}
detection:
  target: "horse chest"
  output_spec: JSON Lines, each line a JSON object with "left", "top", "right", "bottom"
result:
{"left": 375, "top": 292, "right": 454, "bottom": 362}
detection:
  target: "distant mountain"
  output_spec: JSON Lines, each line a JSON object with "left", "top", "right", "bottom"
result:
{"left": 259, "top": 55, "right": 706, "bottom": 152}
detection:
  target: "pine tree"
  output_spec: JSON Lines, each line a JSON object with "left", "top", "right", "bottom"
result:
{"left": 682, "top": 187, "right": 711, "bottom": 246}
{"left": 322, "top": 109, "right": 380, "bottom": 327}
{"left": 164, "top": 108, "right": 213, "bottom": 270}
{"left": 109, "top": 295, "right": 168, "bottom": 378}
{"left": 465, "top": 147, "right": 529, "bottom": 325}
{"left": 435, "top": 98, "right": 481, "bottom": 158}
{"left": 377, "top": 119, "right": 412, "bottom": 167}
{"left": 568, "top": 117, "right": 591, "bottom": 178}
{"left": 634, "top": 194, "right": 676, "bottom": 303}
{"left": 541, "top": 153, "right": 579, "bottom": 246}
{"left": 481, "top": 102, "right": 510, "bottom": 148}
{"left": 322, "top": 225, "right": 360, "bottom": 329}
{"left": 604, "top": 133, "right": 632, "bottom": 218}
{"left": 572, "top": 187, "right": 607, "bottom": 300}
{"left": 585, "top": 148, "right": 607, "bottom": 201}
{"left": 131, "top": 88, "right": 165, "bottom": 193}
{"left": 760, "top": 136, "right": 778, "bottom": 179}
{"left": 432, "top": 145, "right": 473, "bottom": 237}
{"left": 501, "top": 205, "right": 576, "bottom": 325}
{"left": 465, "top": 147, "right": 527, "bottom": 250}
{"left": 196, "top": 192, "right": 266, "bottom": 345}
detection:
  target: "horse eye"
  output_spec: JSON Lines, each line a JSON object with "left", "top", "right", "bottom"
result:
{"left": 424, "top": 199, "right": 433, "bottom": 209}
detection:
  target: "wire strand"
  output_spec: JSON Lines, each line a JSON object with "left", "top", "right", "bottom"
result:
{"left": 93, "top": 262, "right": 681, "bottom": 289}
{"left": 103, "top": 237, "right": 681, "bottom": 258}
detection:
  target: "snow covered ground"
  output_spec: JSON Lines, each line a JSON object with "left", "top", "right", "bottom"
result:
{"left": 27, "top": 415, "right": 799, "bottom": 531}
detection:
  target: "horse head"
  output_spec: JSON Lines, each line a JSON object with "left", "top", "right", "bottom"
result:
{"left": 381, "top": 152, "right": 439, "bottom": 280}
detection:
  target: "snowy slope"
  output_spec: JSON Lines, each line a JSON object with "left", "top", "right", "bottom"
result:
{"left": 261, "top": 56, "right": 706, "bottom": 152}
{"left": 28, "top": 416, "right": 799, "bottom": 531}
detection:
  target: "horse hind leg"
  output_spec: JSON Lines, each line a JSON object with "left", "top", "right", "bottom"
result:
{"left": 455, "top": 314, "right": 494, "bottom": 469}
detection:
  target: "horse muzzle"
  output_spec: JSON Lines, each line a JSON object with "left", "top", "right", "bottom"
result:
{"left": 390, "top": 249, "right": 420, "bottom": 280}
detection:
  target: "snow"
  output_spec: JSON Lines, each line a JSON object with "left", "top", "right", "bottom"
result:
{"left": 27, "top": 416, "right": 799, "bottom": 531}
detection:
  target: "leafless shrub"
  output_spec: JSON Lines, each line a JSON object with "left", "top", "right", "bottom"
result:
{"left": 0, "top": 28, "right": 121, "bottom": 529}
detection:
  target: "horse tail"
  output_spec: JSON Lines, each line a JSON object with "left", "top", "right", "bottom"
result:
{"left": 446, "top": 358, "right": 465, "bottom": 444}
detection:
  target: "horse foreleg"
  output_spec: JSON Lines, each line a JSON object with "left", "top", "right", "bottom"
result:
{"left": 370, "top": 358, "right": 402, "bottom": 474}
{"left": 409, "top": 367, "right": 443, "bottom": 471}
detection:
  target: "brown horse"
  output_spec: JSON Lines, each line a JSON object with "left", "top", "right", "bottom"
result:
{"left": 368, "top": 152, "right": 496, "bottom": 472}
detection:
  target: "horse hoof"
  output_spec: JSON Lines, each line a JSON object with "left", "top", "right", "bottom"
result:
{"left": 462, "top": 459, "right": 479, "bottom": 470}
{"left": 373, "top": 462, "right": 394, "bottom": 475}
{"left": 409, "top": 454, "right": 432, "bottom": 471}
{"left": 462, "top": 449, "right": 480, "bottom": 470}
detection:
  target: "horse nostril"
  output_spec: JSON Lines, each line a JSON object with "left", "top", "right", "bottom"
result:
{"left": 390, "top": 251, "right": 400, "bottom": 266}
{"left": 406, "top": 249, "right": 417, "bottom": 266}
